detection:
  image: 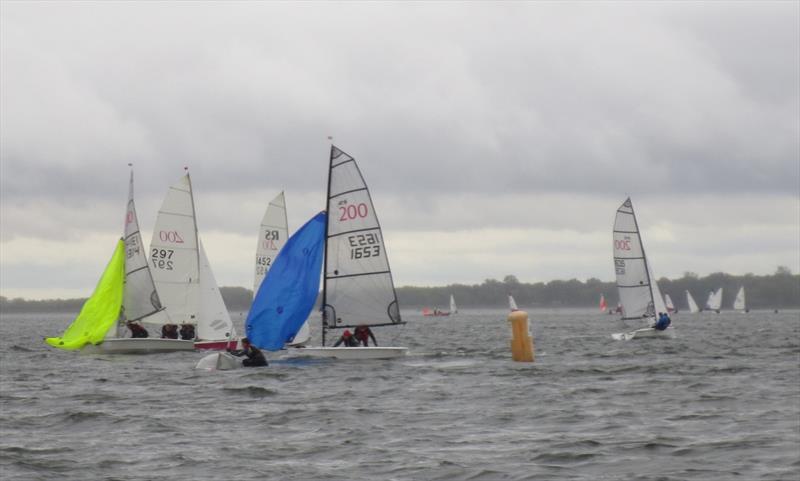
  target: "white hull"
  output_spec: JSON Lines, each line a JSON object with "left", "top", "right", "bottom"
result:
{"left": 195, "top": 352, "right": 243, "bottom": 370}
{"left": 83, "top": 338, "right": 195, "bottom": 354}
{"left": 288, "top": 346, "right": 408, "bottom": 360}
{"left": 612, "top": 326, "right": 676, "bottom": 341}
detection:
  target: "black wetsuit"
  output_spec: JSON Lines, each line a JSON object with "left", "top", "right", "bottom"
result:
{"left": 232, "top": 345, "right": 268, "bottom": 367}
{"left": 130, "top": 325, "right": 149, "bottom": 338}
{"left": 333, "top": 335, "right": 359, "bottom": 347}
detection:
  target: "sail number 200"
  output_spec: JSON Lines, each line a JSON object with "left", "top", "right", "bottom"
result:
{"left": 339, "top": 203, "right": 368, "bottom": 221}
{"left": 614, "top": 239, "right": 631, "bottom": 251}
{"left": 348, "top": 233, "right": 380, "bottom": 259}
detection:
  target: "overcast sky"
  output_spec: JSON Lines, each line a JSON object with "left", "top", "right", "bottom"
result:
{"left": 1, "top": 1, "right": 798, "bottom": 300}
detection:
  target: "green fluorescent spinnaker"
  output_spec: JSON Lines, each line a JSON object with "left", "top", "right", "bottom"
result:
{"left": 45, "top": 239, "right": 125, "bottom": 350}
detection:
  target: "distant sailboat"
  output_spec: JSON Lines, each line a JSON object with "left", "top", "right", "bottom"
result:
{"left": 450, "top": 294, "right": 458, "bottom": 315}
{"left": 599, "top": 294, "right": 608, "bottom": 312}
{"left": 705, "top": 287, "right": 723, "bottom": 313}
{"left": 733, "top": 286, "right": 748, "bottom": 313}
{"left": 509, "top": 295, "right": 519, "bottom": 312}
{"left": 686, "top": 290, "right": 700, "bottom": 313}
{"left": 665, "top": 294, "right": 677, "bottom": 313}
{"left": 611, "top": 198, "right": 674, "bottom": 340}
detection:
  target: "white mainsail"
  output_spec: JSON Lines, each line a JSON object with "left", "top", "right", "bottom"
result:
{"left": 113, "top": 170, "right": 171, "bottom": 336}
{"left": 254, "top": 192, "right": 289, "bottom": 295}
{"left": 686, "top": 290, "right": 700, "bottom": 313}
{"left": 509, "top": 295, "right": 519, "bottom": 312}
{"left": 150, "top": 173, "right": 231, "bottom": 340}
{"left": 733, "top": 286, "right": 746, "bottom": 311}
{"left": 322, "top": 146, "right": 401, "bottom": 336}
{"left": 449, "top": 294, "right": 457, "bottom": 314}
{"left": 613, "top": 198, "right": 666, "bottom": 321}
{"left": 706, "top": 287, "right": 723, "bottom": 311}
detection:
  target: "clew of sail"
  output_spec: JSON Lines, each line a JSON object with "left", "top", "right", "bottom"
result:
{"left": 686, "top": 290, "right": 700, "bottom": 313}
{"left": 150, "top": 174, "right": 201, "bottom": 326}
{"left": 120, "top": 171, "right": 170, "bottom": 335}
{"left": 613, "top": 198, "right": 660, "bottom": 321}
{"left": 254, "top": 191, "right": 289, "bottom": 295}
{"left": 322, "top": 146, "right": 401, "bottom": 330}
{"left": 246, "top": 212, "right": 326, "bottom": 350}
{"left": 46, "top": 240, "right": 126, "bottom": 349}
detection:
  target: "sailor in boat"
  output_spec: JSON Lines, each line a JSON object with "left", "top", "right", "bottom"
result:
{"left": 652, "top": 312, "right": 671, "bottom": 331}
{"left": 228, "top": 338, "right": 268, "bottom": 367}
{"left": 333, "top": 329, "right": 359, "bottom": 347}
{"left": 127, "top": 321, "right": 149, "bottom": 338}
{"left": 161, "top": 324, "right": 179, "bottom": 339}
{"left": 354, "top": 325, "right": 377, "bottom": 347}
{"left": 179, "top": 323, "right": 195, "bottom": 340}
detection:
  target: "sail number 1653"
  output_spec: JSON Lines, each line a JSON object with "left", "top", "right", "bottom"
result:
{"left": 348, "top": 233, "right": 381, "bottom": 259}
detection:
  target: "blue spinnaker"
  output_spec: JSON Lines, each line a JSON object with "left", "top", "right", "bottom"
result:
{"left": 245, "top": 211, "right": 326, "bottom": 350}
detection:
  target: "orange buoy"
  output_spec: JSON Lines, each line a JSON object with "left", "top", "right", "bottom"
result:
{"left": 508, "top": 310, "right": 534, "bottom": 362}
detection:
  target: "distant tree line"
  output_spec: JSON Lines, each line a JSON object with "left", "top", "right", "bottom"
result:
{"left": 396, "top": 267, "right": 800, "bottom": 310}
{"left": 2, "top": 267, "right": 797, "bottom": 314}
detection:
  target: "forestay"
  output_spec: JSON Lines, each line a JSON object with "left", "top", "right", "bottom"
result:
{"left": 613, "top": 198, "right": 666, "bottom": 320}
{"left": 323, "top": 146, "right": 401, "bottom": 329}
{"left": 150, "top": 174, "right": 201, "bottom": 325}
{"left": 254, "top": 192, "right": 288, "bottom": 295}
{"left": 121, "top": 171, "right": 170, "bottom": 332}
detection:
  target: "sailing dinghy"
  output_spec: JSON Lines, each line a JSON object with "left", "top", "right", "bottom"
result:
{"left": 610, "top": 198, "right": 675, "bottom": 341}
{"left": 686, "top": 290, "right": 700, "bottom": 313}
{"left": 509, "top": 295, "right": 519, "bottom": 312}
{"left": 49, "top": 170, "right": 195, "bottom": 353}
{"left": 253, "top": 192, "right": 310, "bottom": 346}
{"left": 197, "top": 212, "right": 327, "bottom": 370}
{"left": 733, "top": 286, "right": 748, "bottom": 313}
{"left": 147, "top": 172, "right": 236, "bottom": 351}
{"left": 665, "top": 294, "right": 677, "bottom": 313}
{"left": 290, "top": 145, "right": 407, "bottom": 360}
{"left": 705, "top": 288, "right": 723, "bottom": 313}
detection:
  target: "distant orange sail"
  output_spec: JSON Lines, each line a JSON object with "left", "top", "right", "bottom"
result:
{"left": 599, "top": 294, "right": 608, "bottom": 312}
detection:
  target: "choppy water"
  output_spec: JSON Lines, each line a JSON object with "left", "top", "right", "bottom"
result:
{"left": 1, "top": 309, "right": 798, "bottom": 480}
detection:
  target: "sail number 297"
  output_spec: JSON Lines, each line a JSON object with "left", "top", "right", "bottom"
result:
{"left": 348, "top": 233, "right": 381, "bottom": 259}
{"left": 151, "top": 249, "right": 174, "bottom": 270}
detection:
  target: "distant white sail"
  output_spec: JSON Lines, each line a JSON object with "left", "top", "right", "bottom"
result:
{"left": 613, "top": 198, "right": 665, "bottom": 321}
{"left": 254, "top": 192, "right": 289, "bottom": 296}
{"left": 733, "top": 286, "right": 746, "bottom": 311}
{"left": 509, "top": 295, "right": 519, "bottom": 312}
{"left": 705, "top": 287, "right": 723, "bottom": 311}
{"left": 322, "top": 146, "right": 401, "bottom": 329}
{"left": 449, "top": 294, "right": 457, "bottom": 314}
{"left": 119, "top": 171, "right": 171, "bottom": 333}
{"left": 665, "top": 294, "right": 675, "bottom": 313}
{"left": 686, "top": 290, "right": 700, "bottom": 313}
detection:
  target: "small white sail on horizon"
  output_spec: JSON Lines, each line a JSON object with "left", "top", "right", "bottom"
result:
{"left": 733, "top": 286, "right": 747, "bottom": 312}
{"left": 449, "top": 294, "right": 458, "bottom": 314}
{"left": 705, "top": 287, "right": 723, "bottom": 312}
{"left": 665, "top": 294, "right": 676, "bottom": 313}
{"left": 686, "top": 290, "right": 700, "bottom": 313}
{"left": 509, "top": 295, "right": 519, "bottom": 312}
{"left": 254, "top": 192, "right": 289, "bottom": 295}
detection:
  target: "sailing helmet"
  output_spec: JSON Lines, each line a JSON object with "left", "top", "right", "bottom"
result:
{"left": 343, "top": 330, "right": 352, "bottom": 337}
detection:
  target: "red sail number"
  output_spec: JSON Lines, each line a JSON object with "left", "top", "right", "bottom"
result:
{"left": 614, "top": 239, "right": 631, "bottom": 251}
{"left": 338, "top": 203, "right": 368, "bottom": 221}
{"left": 159, "top": 230, "right": 185, "bottom": 243}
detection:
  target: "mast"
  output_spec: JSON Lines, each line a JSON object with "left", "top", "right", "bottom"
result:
{"left": 185, "top": 169, "right": 201, "bottom": 327}
{"left": 321, "top": 144, "right": 334, "bottom": 347}
{"left": 627, "top": 198, "right": 656, "bottom": 316}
